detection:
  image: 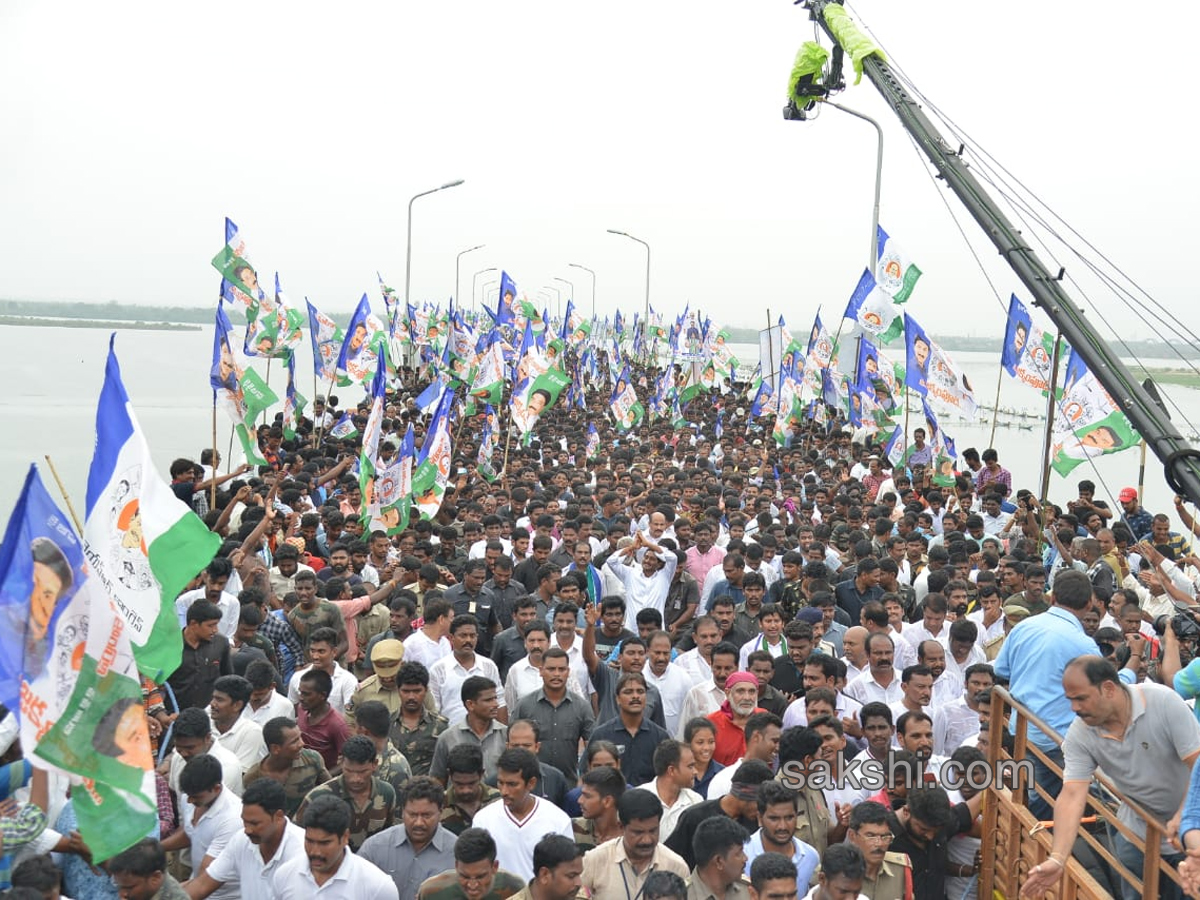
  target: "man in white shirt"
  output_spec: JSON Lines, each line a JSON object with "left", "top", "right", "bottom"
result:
{"left": 913, "top": 643, "right": 962, "bottom": 711}
{"left": 676, "top": 617, "right": 722, "bottom": 687}
{"left": 243, "top": 659, "right": 296, "bottom": 727}
{"left": 676, "top": 643, "right": 739, "bottom": 739}
{"left": 503, "top": 622, "right": 585, "bottom": 710}
{"left": 176, "top": 558, "right": 240, "bottom": 639}
{"left": 470, "top": 748, "right": 573, "bottom": 882}
{"left": 840, "top": 626, "right": 870, "bottom": 685}
{"left": 845, "top": 633, "right": 903, "bottom": 707}
{"left": 272, "top": 794, "right": 399, "bottom": 899}
{"left": 402, "top": 599, "right": 454, "bottom": 671}
{"left": 161, "top": 754, "right": 244, "bottom": 899}
{"left": 643, "top": 631, "right": 694, "bottom": 737}
{"left": 428, "top": 615, "right": 506, "bottom": 725}
{"left": 187, "top": 778, "right": 306, "bottom": 900}
{"left": 287, "top": 629, "right": 359, "bottom": 714}
{"left": 604, "top": 533, "right": 679, "bottom": 630}
{"left": 903, "top": 594, "right": 952, "bottom": 652}
{"left": 932, "top": 665, "right": 993, "bottom": 757}
{"left": 168, "top": 708, "right": 244, "bottom": 797}
{"left": 210, "top": 674, "right": 268, "bottom": 774}
{"left": 705, "top": 712, "right": 783, "bottom": 800}
{"left": 636, "top": 740, "right": 702, "bottom": 839}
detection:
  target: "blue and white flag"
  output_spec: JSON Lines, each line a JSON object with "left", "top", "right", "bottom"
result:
{"left": 336, "top": 294, "right": 380, "bottom": 387}
{"left": 497, "top": 271, "right": 518, "bottom": 327}
{"left": 903, "top": 313, "right": 977, "bottom": 418}
{"left": 844, "top": 268, "right": 903, "bottom": 343}
{"left": 1001, "top": 294, "right": 1056, "bottom": 393}
{"left": 330, "top": 411, "right": 358, "bottom": 440}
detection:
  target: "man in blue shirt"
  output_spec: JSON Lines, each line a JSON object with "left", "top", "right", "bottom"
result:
{"left": 994, "top": 568, "right": 1098, "bottom": 821}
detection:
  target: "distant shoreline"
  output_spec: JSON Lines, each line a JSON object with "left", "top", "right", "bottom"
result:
{"left": 0, "top": 316, "right": 201, "bottom": 332}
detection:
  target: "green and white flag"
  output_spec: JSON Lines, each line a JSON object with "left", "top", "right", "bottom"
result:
{"left": 85, "top": 338, "right": 221, "bottom": 681}
{"left": 876, "top": 225, "right": 922, "bottom": 303}
{"left": 1050, "top": 351, "right": 1138, "bottom": 476}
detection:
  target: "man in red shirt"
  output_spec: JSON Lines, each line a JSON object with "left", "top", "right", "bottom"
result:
{"left": 707, "top": 671, "right": 763, "bottom": 765}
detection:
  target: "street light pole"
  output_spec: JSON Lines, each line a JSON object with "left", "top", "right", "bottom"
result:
{"left": 568, "top": 263, "right": 596, "bottom": 318}
{"left": 482, "top": 279, "right": 499, "bottom": 312}
{"left": 823, "top": 101, "right": 883, "bottom": 274}
{"left": 405, "top": 179, "right": 465, "bottom": 307}
{"left": 606, "top": 229, "right": 650, "bottom": 355}
{"left": 473, "top": 267, "right": 497, "bottom": 311}
{"left": 552, "top": 277, "right": 573, "bottom": 320}
{"left": 455, "top": 244, "right": 484, "bottom": 310}
{"left": 540, "top": 287, "right": 561, "bottom": 323}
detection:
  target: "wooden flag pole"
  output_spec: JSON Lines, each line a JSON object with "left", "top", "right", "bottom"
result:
{"left": 43, "top": 455, "right": 83, "bottom": 532}
{"left": 262, "top": 357, "right": 272, "bottom": 428}
{"left": 987, "top": 362, "right": 1004, "bottom": 449}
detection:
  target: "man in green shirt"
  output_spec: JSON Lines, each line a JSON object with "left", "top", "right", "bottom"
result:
{"left": 417, "top": 827, "right": 525, "bottom": 900}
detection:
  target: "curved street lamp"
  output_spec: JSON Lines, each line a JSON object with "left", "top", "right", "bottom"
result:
{"left": 405, "top": 179, "right": 465, "bottom": 306}
{"left": 473, "top": 267, "right": 497, "bottom": 311}
{"left": 455, "top": 244, "right": 485, "bottom": 309}
{"left": 568, "top": 263, "right": 596, "bottom": 318}
{"left": 606, "top": 229, "right": 650, "bottom": 347}
{"left": 552, "top": 277, "right": 573, "bottom": 321}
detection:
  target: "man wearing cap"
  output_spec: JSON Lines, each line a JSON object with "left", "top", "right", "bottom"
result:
{"left": 1118, "top": 487, "right": 1153, "bottom": 541}
{"left": 707, "top": 672, "right": 764, "bottom": 766}
{"left": 983, "top": 604, "right": 1031, "bottom": 661}
{"left": 348, "top": 640, "right": 406, "bottom": 724}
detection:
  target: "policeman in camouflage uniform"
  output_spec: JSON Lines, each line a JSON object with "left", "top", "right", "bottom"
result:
{"left": 388, "top": 659, "right": 449, "bottom": 777}
{"left": 439, "top": 744, "right": 501, "bottom": 836}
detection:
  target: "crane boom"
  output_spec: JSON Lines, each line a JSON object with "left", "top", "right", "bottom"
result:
{"left": 800, "top": 0, "right": 1200, "bottom": 503}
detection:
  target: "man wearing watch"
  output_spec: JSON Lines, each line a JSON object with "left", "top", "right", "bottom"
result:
{"left": 1019, "top": 655, "right": 1200, "bottom": 900}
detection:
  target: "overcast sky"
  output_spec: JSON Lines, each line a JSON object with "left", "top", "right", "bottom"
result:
{"left": 2, "top": 0, "right": 1195, "bottom": 340}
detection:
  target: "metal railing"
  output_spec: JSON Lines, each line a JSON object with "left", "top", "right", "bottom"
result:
{"left": 981, "top": 686, "right": 1182, "bottom": 899}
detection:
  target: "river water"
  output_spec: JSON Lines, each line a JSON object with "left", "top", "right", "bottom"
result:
{"left": 4, "top": 325, "right": 1200, "bottom": 531}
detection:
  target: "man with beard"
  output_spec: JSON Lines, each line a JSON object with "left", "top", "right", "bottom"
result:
{"left": 359, "top": 777, "right": 458, "bottom": 900}
{"left": 318, "top": 543, "right": 363, "bottom": 589}
{"left": 884, "top": 785, "right": 981, "bottom": 900}
{"left": 707, "top": 672, "right": 764, "bottom": 766}
{"left": 580, "top": 789, "right": 690, "bottom": 900}
{"left": 272, "top": 795, "right": 398, "bottom": 899}
{"left": 186, "top": 779, "right": 305, "bottom": 900}
{"left": 741, "top": 781, "right": 820, "bottom": 891}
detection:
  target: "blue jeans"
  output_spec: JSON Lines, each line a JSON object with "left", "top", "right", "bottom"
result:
{"left": 1026, "top": 745, "right": 1063, "bottom": 822}
{"left": 1109, "top": 824, "right": 1183, "bottom": 900}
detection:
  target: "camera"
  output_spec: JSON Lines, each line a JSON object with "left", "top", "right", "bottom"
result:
{"left": 1154, "top": 610, "right": 1200, "bottom": 641}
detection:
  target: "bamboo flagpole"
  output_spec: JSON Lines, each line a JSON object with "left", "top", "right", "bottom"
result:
{"left": 1037, "top": 334, "right": 1064, "bottom": 505}
{"left": 43, "top": 455, "right": 83, "bottom": 532}
{"left": 987, "top": 361, "right": 1004, "bottom": 448}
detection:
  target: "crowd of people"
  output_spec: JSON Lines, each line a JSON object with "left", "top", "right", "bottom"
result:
{"left": 7, "top": 357, "right": 1200, "bottom": 900}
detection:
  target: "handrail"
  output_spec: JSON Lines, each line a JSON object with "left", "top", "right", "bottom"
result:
{"left": 982, "top": 685, "right": 1182, "bottom": 898}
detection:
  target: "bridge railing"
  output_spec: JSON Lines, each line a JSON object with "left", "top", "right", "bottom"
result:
{"left": 980, "top": 686, "right": 1183, "bottom": 899}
